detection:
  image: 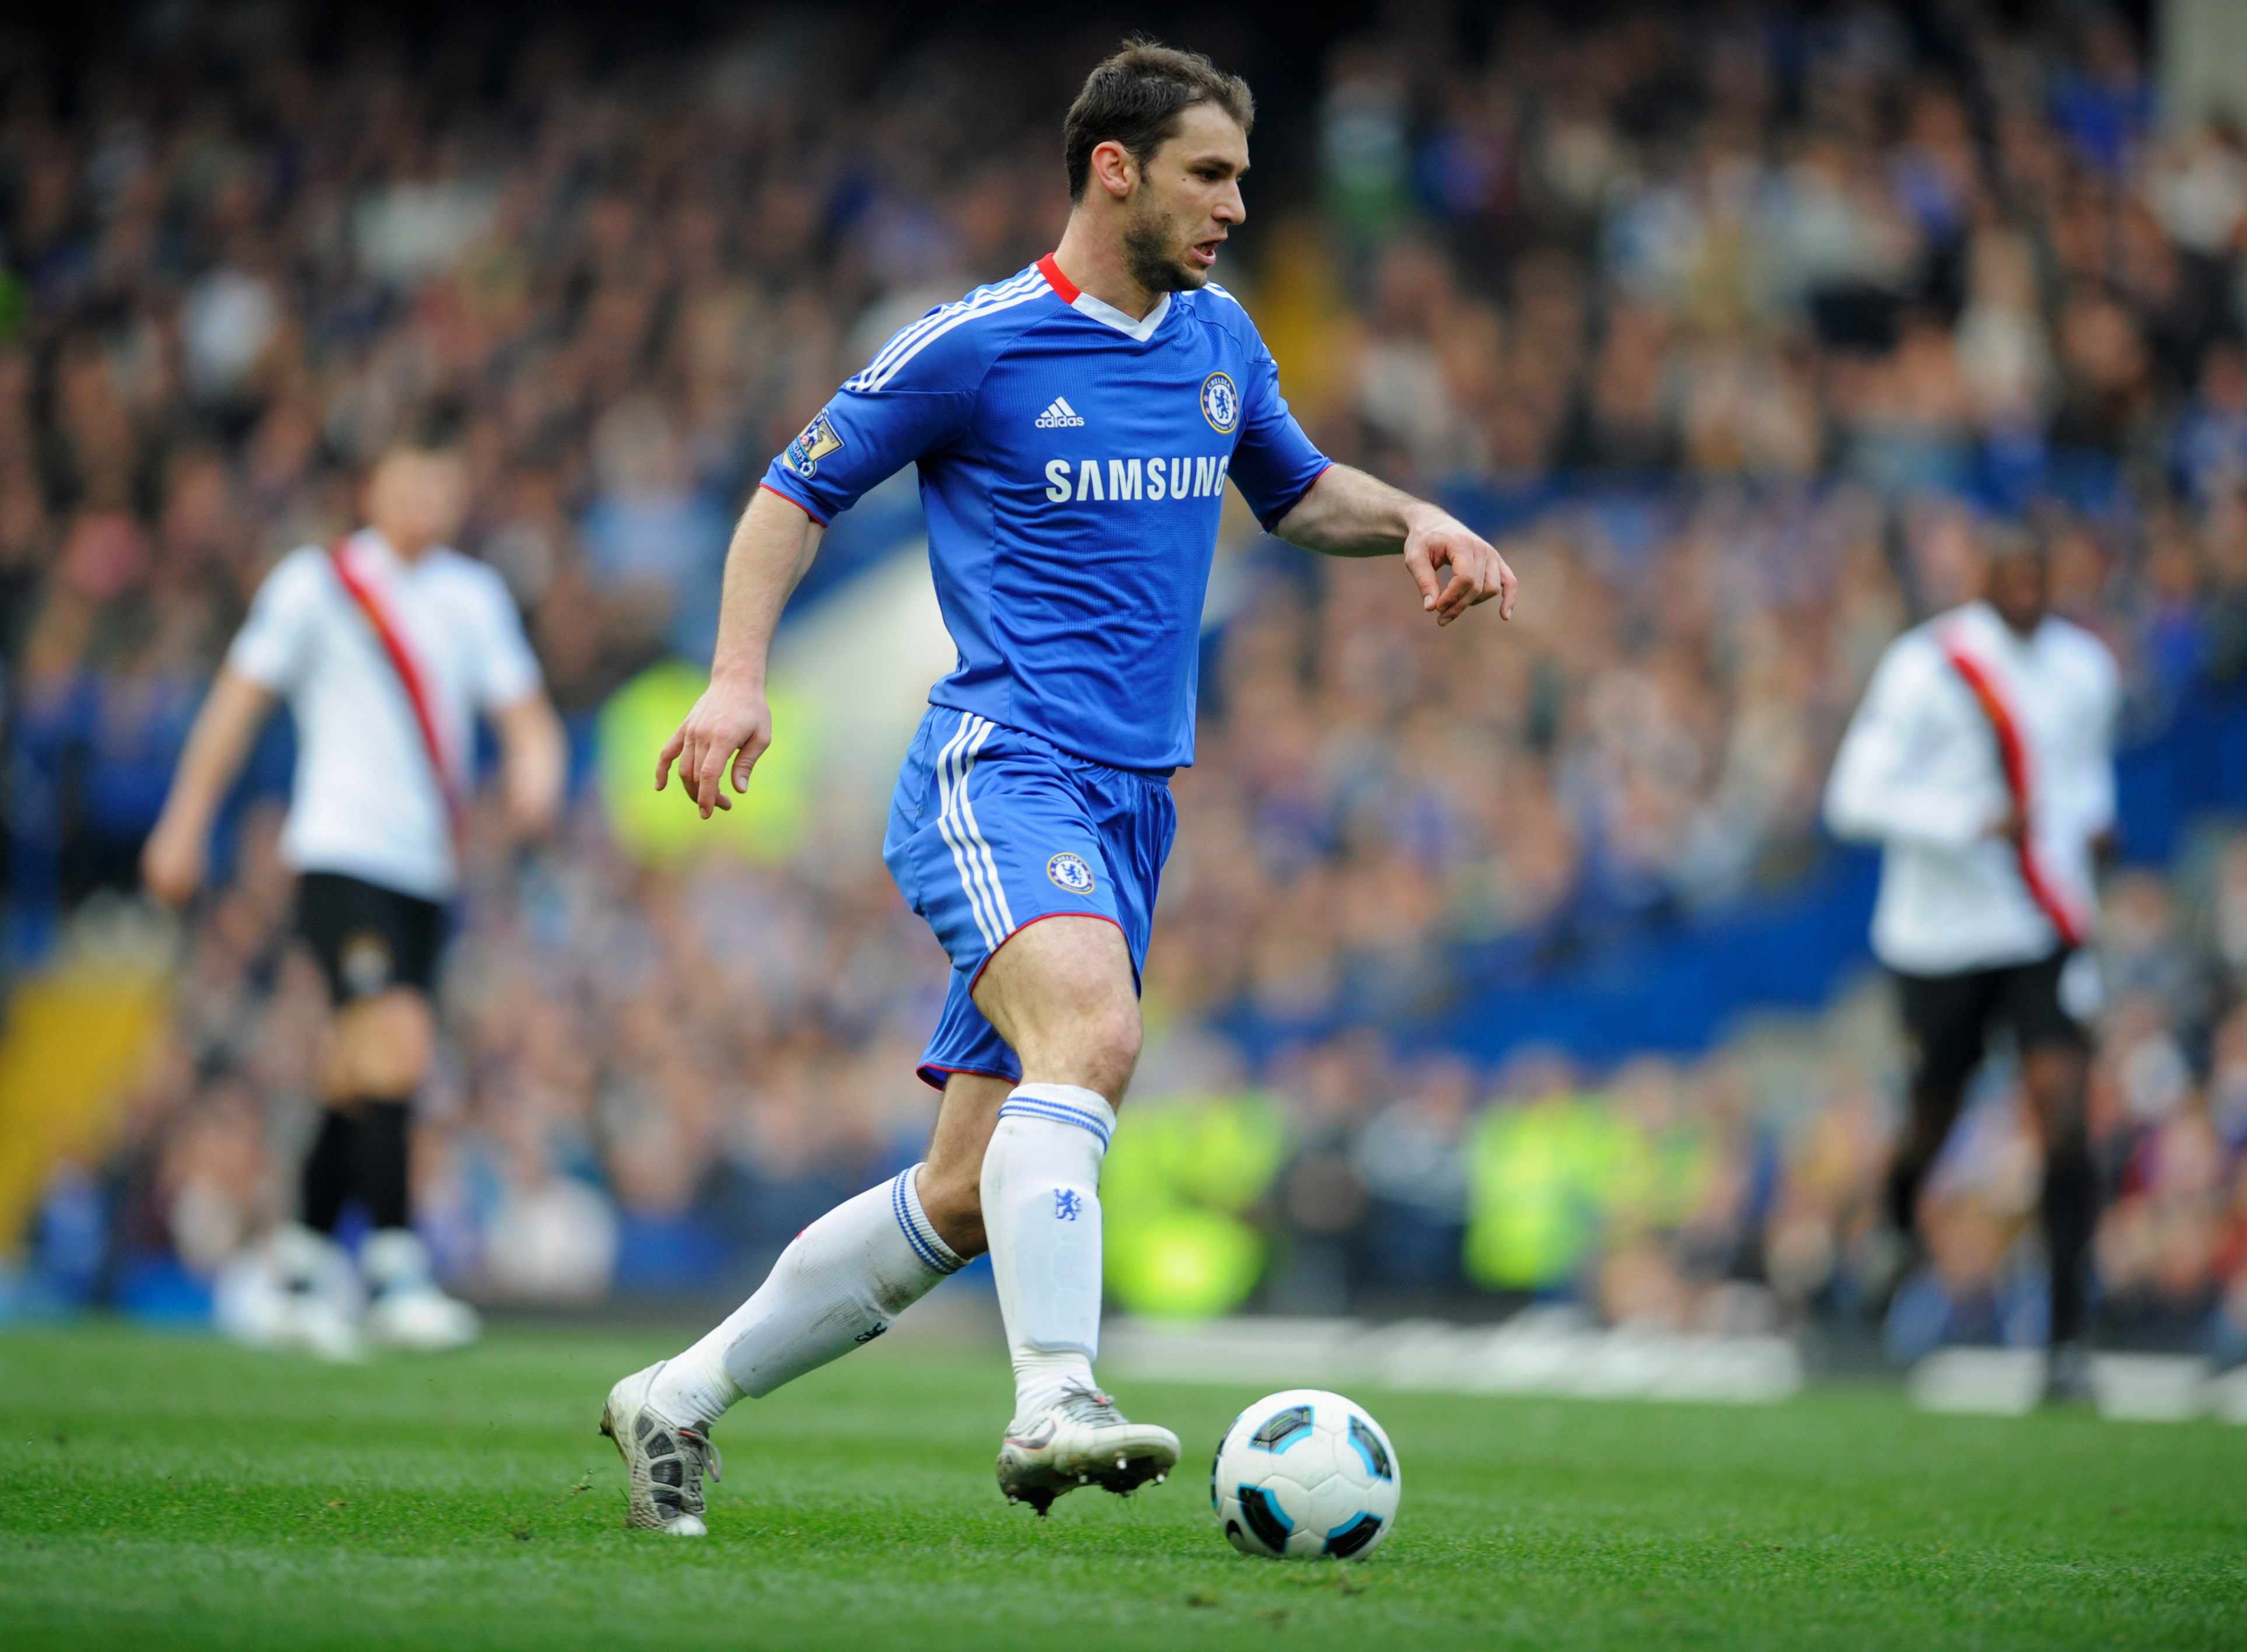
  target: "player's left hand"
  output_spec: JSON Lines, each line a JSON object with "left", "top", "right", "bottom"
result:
{"left": 1403, "top": 514, "right": 1515, "bottom": 626}
{"left": 141, "top": 810, "right": 207, "bottom": 908}
{"left": 657, "top": 673, "right": 774, "bottom": 819}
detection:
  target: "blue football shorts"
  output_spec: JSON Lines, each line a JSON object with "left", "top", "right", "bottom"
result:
{"left": 882, "top": 706, "right": 1177, "bottom": 1090}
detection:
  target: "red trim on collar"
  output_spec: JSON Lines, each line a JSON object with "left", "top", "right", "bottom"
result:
{"left": 1036, "top": 254, "right": 1079, "bottom": 303}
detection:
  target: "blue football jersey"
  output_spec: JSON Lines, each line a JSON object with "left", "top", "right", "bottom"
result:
{"left": 760, "top": 256, "right": 1331, "bottom": 772}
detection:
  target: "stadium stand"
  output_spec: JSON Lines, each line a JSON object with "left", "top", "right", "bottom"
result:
{"left": 2, "top": 5, "right": 2245, "bottom": 1367}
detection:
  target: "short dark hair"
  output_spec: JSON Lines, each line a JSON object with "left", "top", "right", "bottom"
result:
{"left": 1983, "top": 520, "right": 2045, "bottom": 568}
{"left": 1063, "top": 40, "right": 1254, "bottom": 204}
{"left": 393, "top": 396, "right": 469, "bottom": 456}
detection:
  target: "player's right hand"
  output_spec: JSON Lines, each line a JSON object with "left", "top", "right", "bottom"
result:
{"left": 656, "top": 674, "right": 772, "bottom": 818}
{"left": 141, "top": 814, "right": 206, "bottom": 908}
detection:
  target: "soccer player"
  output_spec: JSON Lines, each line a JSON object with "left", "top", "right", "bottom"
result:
{"left": 1825, "top": 527, "right": 2119, "bottom": 1394}
{"left": 144, "top": 427, "right": 565, "bottom": 1358}
{"left": 601, "top": 42, "right": 1515, "bottom": 1534}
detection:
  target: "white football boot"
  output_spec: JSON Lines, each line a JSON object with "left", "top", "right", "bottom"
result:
{"left": 250, "top": 1222, "right": 367, "bottom": 1363}
{"left": 600, "top": 1362, "right": 722, "bottom": 1536}
{"left": 995, "top": 1385, "right": 1179, "bottom": 1515}
{"left": 212, "top": 1240, "right": 296, "bottom": 1352}
{"left": 361, "top": 1229, "right": 481, "bottom": 1353}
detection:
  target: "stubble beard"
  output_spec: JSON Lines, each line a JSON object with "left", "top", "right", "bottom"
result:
{"left": 1121, "top": 202, "right": 1203, "bottom": 295}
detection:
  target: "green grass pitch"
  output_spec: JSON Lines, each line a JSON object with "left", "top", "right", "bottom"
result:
{"left": 3, "top": 1321, "right": 2245, "bottom": 1650}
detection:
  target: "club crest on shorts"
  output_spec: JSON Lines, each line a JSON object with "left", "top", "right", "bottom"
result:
{"left": 786, "top": 411, "right": 844, "bottom": 477}
{"left": 1200, "top": 371, "right": 1240, "bottom": 433}
{"left": 1046, "top": 852, "right": 1096, "bottom": 892}
{"left": 340, "top": 929, "right": 394, "bottom": 998}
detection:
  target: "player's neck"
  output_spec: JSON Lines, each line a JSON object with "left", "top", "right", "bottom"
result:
{"left": 366, "top": 524, "right": 436, "bottom": 565}
{"left": 1049, "top": 221, "right": 1161, "bottom": 322}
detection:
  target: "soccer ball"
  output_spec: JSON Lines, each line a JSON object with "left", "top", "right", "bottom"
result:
{"left": 1210, "top": 1388, "right": 1400, "bottom": 1560}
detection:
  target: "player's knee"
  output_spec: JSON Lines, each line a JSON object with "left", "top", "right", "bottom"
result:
{"left": 2022, "top": 1045, "right": 2084, "bottom": 1096}
{"left": 333, "top": 990, "right": 434, "bottom": 1098}
{"left": 1000, "top": 970, "right": 1141, "bottom": 1100}
{"left": 2023, "top": 1045, "right": 2088, "bottom": 1143}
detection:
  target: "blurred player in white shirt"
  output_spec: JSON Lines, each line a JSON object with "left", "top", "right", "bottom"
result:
{"left": 144, "top": 430, "right": 565, "bottom": 1357}
{"left": 1825, "top": 527, "right": 2119, "bottom": 1392}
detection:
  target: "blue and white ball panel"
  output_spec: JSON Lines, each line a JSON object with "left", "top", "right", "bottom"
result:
{"left": 882, "top": 706, "right": 1176, "bottom": 1088}
{"left": 1210, "top": 1388, "right": 1401, "bottom": 1561}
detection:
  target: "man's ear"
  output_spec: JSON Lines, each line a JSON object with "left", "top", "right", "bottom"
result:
{"left": 1088, "top": 138, "right": 1137, "bottom": 201}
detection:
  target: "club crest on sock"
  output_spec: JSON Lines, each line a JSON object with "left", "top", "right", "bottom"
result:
{"left": 1054, "top": 1188, "right": 1085, "bottom": 1221}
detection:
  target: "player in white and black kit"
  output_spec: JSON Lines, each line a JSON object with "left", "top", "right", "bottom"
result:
{"left": 145, "top": 430, "right": 564, "bottom": 1357}
{"left": 1825, "top": 528, "right": 2119, "bottom": 1392}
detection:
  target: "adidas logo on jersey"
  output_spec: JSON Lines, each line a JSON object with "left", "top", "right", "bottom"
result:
{"left": 1034, "top": 397, "right": 1086, "bottom": 429}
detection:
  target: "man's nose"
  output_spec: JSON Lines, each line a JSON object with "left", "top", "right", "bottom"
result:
{"left": 1216, "top": 183, "right": 1245, "bottom": 224}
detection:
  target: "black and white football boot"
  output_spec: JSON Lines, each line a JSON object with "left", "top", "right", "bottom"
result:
{"left": 600, "top": 1363, "right": 722, "bottom": 1536}
{"left": 995, "top": 1385, "right": 1178, "bottom": 1516}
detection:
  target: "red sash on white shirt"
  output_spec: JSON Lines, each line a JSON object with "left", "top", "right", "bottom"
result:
{"left": 1938, "top": 627, "right": 2085, "bottom": 947}
{"left": 327, "top": 538, "right": 464, "bottom": 843}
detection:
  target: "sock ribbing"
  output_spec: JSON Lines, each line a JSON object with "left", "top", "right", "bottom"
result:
{"left": 893, "top": 1164, "right": 966, "bottom": 1275}
{"left": 995, "top": 1083, "right": 1116, "bottom": 1147}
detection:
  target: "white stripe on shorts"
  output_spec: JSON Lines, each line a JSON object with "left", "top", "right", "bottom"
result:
{"left": 934, "top": 714, "right": 1002, "bottom": 952}
{"left": 949, "top": 716, "right": 1016, "bottom": 938}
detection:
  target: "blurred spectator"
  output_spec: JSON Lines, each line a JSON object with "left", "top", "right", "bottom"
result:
{"left": 581, "top": 398, "right": 729, "bottom": 667}
{"left": 8, "top": 4, "right": 2247, "bottom": 1359}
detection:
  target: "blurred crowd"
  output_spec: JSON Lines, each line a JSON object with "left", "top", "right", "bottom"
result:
{"left": 8, "top": 4, "right": 2247, "bottom": 1355}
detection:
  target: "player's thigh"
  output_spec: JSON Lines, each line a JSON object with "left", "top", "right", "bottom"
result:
{"left": 1091, "top": 768, "right": 1175, "bottom": 979}
{"left": 1895, "top": 967, "right": 1994, "bottom": 1103}
{"left": 1998, "top": 953, "right": 2086, "bottom": 1058}
{"left": 885, "top": 718, "right": 1120, "bottom": 990}
{"left": 298, "top": 872, "right": 444, "bottom": 1100}
{"left": 326, "top": 988, "right": 435, "bottom": 1099}
{"left": 972, "top": 914, "right": 1141, "bottom": 1084}
{"left": 296, "top": 873, "right": 444, "bottom": 1000}
{"left": 918, "top": 1070, "right": 1014, "bottom": 1252}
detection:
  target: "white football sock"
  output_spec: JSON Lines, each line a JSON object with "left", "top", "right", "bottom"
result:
{"left": 981, "top": 1082, "right": 1115, "bottom": 1423}
{"left": 649, "top": 1164, "right": 963, "bottom": 1429}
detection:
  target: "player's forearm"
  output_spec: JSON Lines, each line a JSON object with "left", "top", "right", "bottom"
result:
{"left": 710, "top": 488, "right": 825, "bottom": 689}
{"left": 1822, "top": 743, "right": 1995, "bottom": 853}
{"left": 492, "top": 691, "right": 567, "bottom": 832}
{"left": 158, "top": 668, "right": 275, "bottom": 831}
{"left": 1270, "top": 463, "right": 1450, "bottom": 558}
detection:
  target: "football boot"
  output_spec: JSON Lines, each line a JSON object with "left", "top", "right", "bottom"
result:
{"left": 995, "top": 1385, "right": 1177, "bottom": 1515}
{"left": 600, "top": 1363, "right": 722, "bottom": 1535}
{"left": 361, "top": 1229, "right": 480, "bottom": 1353}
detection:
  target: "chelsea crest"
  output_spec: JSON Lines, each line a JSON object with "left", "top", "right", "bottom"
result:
{"left": 1046, "top": 852, "right": 1096, "bottom": 893}
{"left": 1199, "top": 372, "right": 1239, "bottom": 434}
